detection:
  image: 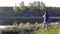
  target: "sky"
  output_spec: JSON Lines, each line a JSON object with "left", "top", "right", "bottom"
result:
{"left": 0, "top": 0, "right": 60, "bottom": 7}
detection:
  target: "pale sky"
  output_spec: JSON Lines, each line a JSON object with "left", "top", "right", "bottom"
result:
{"left": 0, "top": 0, "right": 60, "bottom": 7}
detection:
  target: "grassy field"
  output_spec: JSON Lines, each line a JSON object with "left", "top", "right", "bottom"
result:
{"left": 0, "top": 22, "right": 60, "bottom": 34}
{"left": 35, "top": 25, "right": 60, "bottom": 34}
{"left": 33, "top": 22, "right": 60, "bottom": 34}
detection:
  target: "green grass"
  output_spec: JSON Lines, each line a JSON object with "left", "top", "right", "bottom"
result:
{"left": 35, "top": 25, "right": 60, "bottom": 34}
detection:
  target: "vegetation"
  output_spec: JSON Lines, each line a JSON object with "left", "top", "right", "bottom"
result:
{"left": 40, "top": 2, "right": 46, "bottom": 10}
{"left": 1, "top": 22, "right": 60, "bottom": 34}
{"left": 13, "top": 4, "right": 18, "bottom": 12}
{"left": 18, "top": 1, "right": 25, "bottom": 10}
{"left": 13, "top": 1, "right": 45, "bottom": 11}
{"left": 13, "top": 21, "right": 18, "bottom": 26}
{"left": 35, "top": 25, "right": 60, "bottom": 34}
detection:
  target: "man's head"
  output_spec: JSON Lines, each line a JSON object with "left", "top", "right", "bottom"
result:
{"left": 45, "top": 11, "right": 48, "bottom": 14}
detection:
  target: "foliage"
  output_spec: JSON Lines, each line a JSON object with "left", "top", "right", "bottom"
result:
{"left": 1, "top": 22, "right": 60, "bottom": 34}
{"left": 40, "top": 2, "right": 46, "bottom": 10}
{"left": 13, "top": 5, "right": 18, "bottom": 12}
{"left": 18, "top": 1, "right": 25, "bottom": 10}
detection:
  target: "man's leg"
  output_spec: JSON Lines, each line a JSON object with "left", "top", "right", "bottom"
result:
{"left": 45, "top": 21, "right": 48, "bottom": 28}
{"left": 43, "top": 21, "right": 45, "bottom": 28}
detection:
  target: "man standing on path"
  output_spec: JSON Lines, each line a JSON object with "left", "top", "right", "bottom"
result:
{"left": 43, "top": 11, "right": 49, "bottom": 28}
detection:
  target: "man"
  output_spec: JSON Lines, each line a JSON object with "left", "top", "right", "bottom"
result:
{"left": 43, "top": 11, "right": 49, "bottom": 28}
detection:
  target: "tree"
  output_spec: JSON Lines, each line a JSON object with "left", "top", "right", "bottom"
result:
{"left": 18, "top": 1, "right": 25, "bottom": 10}
{"left": 13, "top": 4, "right": 18, "bottom": 12}
{"left": 40, "top": 2, "right": 46, "bottom": 11}
{"left": 28, "top": 2, "right": 33, "bottom": 8}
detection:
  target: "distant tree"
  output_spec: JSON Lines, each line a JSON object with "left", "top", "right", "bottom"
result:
{"left": 18, "top": 1, "right": 25, "bottom": 10}
{"left": 36, "top": 1, "right": 40, "bottom": 9}
{"left": 13, "top": 4, "right": 19, "bottom": 17}
{"left": 32, "top": 1, "right": 40, "bottom": 9}
{"left": 13, "top": 4, "right": 18, "bottom": 12}
{"left": 28, "top": 2, "right": 33, "bottom": 8}
{"left": 40, "top": 2, "right": 46, "bottom": 11}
